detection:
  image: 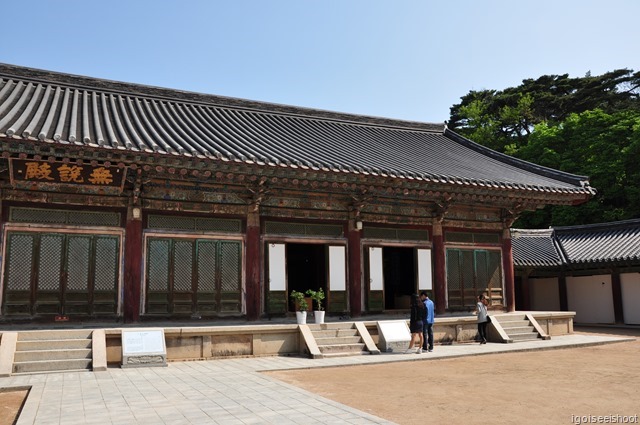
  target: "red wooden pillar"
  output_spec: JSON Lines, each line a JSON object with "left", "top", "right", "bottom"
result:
{"left": 559, "top": 274, "right": 568, "bottom": 311}
{"left": 432, "top": 222, "right": 446, "bottom": 315}
{"left": 347, "top": 221, "right": 362, "bottom": 317}
{"left": 245, "top": 211, "right": 261, "bottom": 320}
{"left": 124, "top": 207, "right": 143, "bottom": 323}
{"left": 502, "top": 228, "right": 516, "bottom": 312}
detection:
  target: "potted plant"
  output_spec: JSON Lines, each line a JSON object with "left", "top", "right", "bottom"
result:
{"left": 290, "top": 290, "right": 308, "bottom": 324}
{"left": 306, "top": 288, "right": 325, "bottom": 324}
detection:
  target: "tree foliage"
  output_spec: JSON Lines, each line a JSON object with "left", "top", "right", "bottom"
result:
{"left": 448, "top": 69, "right": 640, "bottom": 228}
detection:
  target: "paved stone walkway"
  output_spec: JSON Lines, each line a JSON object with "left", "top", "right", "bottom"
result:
{"left": 0, "top": 333, "right": 631, "bottom": 425}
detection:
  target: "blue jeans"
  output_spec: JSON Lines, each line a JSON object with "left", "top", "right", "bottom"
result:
{"left": 422, "top": 323, "right": 434, "bottom": 350}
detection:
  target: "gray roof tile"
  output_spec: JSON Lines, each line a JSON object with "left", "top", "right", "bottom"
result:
{"left": 0, "top": 63, "right": 594, "bottom": 198}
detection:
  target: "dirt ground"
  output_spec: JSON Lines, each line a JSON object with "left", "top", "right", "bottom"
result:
{"left": 0, "top": 389, "right": 28, "bottom": 425}
{"left": 267, "top": 327, "right": 640, "bottom": 425}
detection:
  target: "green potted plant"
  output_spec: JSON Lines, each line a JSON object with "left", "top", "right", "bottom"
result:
{"left": 290, "top": 290, "right": 308, "bottom": 324}
{"left": 306, "top": 288, "right": 325, "bottom": 324}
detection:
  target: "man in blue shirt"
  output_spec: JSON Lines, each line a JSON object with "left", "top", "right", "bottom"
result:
{"left": 420, "top": 291, "right": 435, "bottom": 352}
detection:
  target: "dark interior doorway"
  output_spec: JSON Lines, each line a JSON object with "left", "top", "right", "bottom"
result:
{"left": 286, "top": 243, "right": 327, "bottom": 311}
{"left": 383, "top": 247, "right": 415, "bottom": 310}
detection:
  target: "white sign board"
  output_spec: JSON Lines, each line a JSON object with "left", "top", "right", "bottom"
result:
{"left": 377, "top": 320, "right": 411, "bottom": 352}
{"left": 268, "top": 243, "right": 286, "bottom": 291}
{"left": 369, "top": 247, "right": 384, "bottom": 291}
{"left": 329, "top": 246, "right": 346, "bottom": 291}
{"left": 121, "top": 329, "right": 167, "bottom": 368}
{"left": 417, "top": 249, "right": 433, "bottom": 290}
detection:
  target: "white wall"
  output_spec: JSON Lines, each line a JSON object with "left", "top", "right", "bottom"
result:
{"left": 529, "top": 277, "right": 561, "bottom": 311}
{"left": 566, "top": 275, "right": 615, "bottom": 324}
{"left": 621, "top": 272, "right": 640, "bottom": 325}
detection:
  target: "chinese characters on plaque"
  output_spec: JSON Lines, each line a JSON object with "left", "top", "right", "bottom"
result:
{"left": 10, "top": 159, "right": 125, "bottom": 189}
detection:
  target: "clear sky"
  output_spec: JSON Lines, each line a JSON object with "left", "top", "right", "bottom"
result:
{"left": 2, "top": 0, "right": 639, "bottom": 124}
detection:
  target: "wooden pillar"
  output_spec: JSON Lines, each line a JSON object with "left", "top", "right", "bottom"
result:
{"left": 502, "top": 228, "right": 515, "bottom": 312}
{"left": 245, "top": 211, "right": 261, "bottom": 321}
{"left": 558, "top": 274, "right": 568, "bottom": 311}
{"left": 611, "top": 269, "right": 624, "bottom": 324}
{"left": 432, "top": 222, "right": 446, "bottom": 315}
{"left": 347, "top": 221, "right": 362, "bottom": 317}
{"left": 123, "top": 207, "right": 143, "bottom": 323}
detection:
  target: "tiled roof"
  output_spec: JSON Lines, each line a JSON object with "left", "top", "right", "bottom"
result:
{"left": 511, "top": 229, "right": 564, "bottom": 268}
{"left": 555, "top": 219, "right": 640, "bottom": 264}
{"left": 512, "top": 219, "right": 640, "bottom": 268}
{"left": 0, "top": 63, "right": 594, "bottom": 198}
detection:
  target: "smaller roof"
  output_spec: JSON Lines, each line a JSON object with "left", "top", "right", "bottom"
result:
{"left": 512, "top": 219, "right": 640, "bottom": 268}
{"left": 555, "top": 219, "right": 640, "bottom": 265}
{"left": 511, "top": 229, "right": 564, "bottom": 268}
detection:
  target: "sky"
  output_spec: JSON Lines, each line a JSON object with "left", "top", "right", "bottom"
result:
{"left": 2, "top": 0, "right": 639, "bottom": 124}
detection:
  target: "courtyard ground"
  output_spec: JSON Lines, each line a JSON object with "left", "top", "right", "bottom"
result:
{"left": 267, "top": 327, "right": 640, "bottom": 425}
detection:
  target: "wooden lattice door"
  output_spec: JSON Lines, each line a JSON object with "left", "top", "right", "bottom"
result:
{"left": 2, "top": 231, "right": 120, "bottom": 317}
{"left": 145, "top": 237, "right": 242, "bottom": 316}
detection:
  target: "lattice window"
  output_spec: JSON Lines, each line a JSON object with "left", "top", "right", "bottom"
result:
{"left": 197, "top": 241, "right": 217, "bottom": 292}
{"left": 94, "top": 237, "right": 119, "bottom": 291}
{"left": 5, "top": 233, "right": 34, "bottom": 291}
{"left": 220, "top": 242, "right": 240, "bottom": 292}
{"left": 264, "top": 221, "right": 343, "bottom": 237}
{"left": 148, "top": 215, "right": 241, "bottom": 233}
{"left": 147, "top": 239, "right": 170, "bottom": 291}
{"left": 196, "top": 218, "right": 242, "bottom": 233}
{"left": 173, "top": 240, "right": 194, "bottom": 292}
{"left": 37, "top": 234, "right": 64, "bottom": 291}
{"left": 446, "top": 231, "right": 500, "bottom": 245}
{"left": 9, "top": 207, "right": 120, "bottom": 227}
{"left": 66, "top": 236, "right": 91, "bottom": 291}
{"left": 364, "top": 227, "right": 429, "bottom": 241}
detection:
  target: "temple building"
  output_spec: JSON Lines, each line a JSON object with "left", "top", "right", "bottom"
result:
{"left": 0, "top": 63, "right": 595, "bottom": 323}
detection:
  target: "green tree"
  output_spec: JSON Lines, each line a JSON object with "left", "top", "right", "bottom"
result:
{"left": 515, "top": 109, "right": 640, "bottom": 227}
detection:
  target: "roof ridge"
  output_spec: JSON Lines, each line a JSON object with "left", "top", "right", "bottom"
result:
{"left": 0, "top": 62, "right": 444, "bottom": 132}
{"left": 444, "top": 127, "right": 592, "bottom": 189}
{"left": 553, "top": 218, "right": 640, "bottom": 233}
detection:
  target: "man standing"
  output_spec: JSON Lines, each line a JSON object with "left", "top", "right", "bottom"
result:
{"left": 421, "top": 291, "right": 435, "bottom": 352}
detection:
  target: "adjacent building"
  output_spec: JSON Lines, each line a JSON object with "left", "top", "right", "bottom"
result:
{"left": 0, "top": 64, "right": 594, "bottom": 323}
{"left": 513, "top": 219, "right": 640, "bottom": 324}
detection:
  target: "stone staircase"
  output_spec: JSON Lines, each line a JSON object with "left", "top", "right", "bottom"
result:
{"left": 494, "top": 314, "right": 542, "bottom": 342}
{"left": 12, "top": 330, "right": 93, "bottom": 374}
{"left": 307, "top": 323, "right": 367, "bottom": 358}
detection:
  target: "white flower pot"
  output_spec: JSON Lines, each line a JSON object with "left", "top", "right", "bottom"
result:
{"left": 296, "top": 311, "right": 307, "bottom": 324}
{"left": 314, "top": 310, "right": 325, "bottom": 324}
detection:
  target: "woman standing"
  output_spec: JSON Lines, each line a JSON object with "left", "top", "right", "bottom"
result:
{"left": 405, "top": 294, "right": 426, "bottom": 354}
{"left": 476, "top": 294, "right": 489, "bottom": 344}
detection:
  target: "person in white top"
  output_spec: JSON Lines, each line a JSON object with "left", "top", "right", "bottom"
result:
{"left": 476, "top": 294, "right": 489, "bottom": 344}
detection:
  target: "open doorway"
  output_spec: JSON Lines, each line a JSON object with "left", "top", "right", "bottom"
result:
{"left": 383, "top": 247, "right": 416, "bottom": 310}
{"left": 286, "top": 243, "right": 327, "bottom": 311}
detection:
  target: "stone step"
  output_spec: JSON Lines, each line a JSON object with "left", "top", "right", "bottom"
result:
{"left": 307, "top": 323, "right": 355, "bottom": 331}
{"left": 500, "top": 320, "right": 531, "bottom": 328}
{"left": 509, "top": 333, "right": 540, "bottom": 342}
{"left": 311, "top": 329, "right": 359, "bottom": 338}
{"left": 503, "top": 326, "right": 537, "bottom": 335}
{"left": 320, "top": 351, "right": 368, "bottom": 358}
{"left": 314, "top": 336, "right": 362, "bottom": 345}
{"left": 494, "top": 314, "right": 527, "bottom": 322}
{"left": 14, "top": 348, "right": 92, "bottom": 363}
{"left": 17, "top": 330, "right": 93, "bottom": 341}
{"left": 13, "top": 358, "right": 92, "bottom": 374}
{"left": 16, "top": 339, "right": 92, "bottom": 351}
{"left": 317, "top": 343, "right": 366, "bottom": 354}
